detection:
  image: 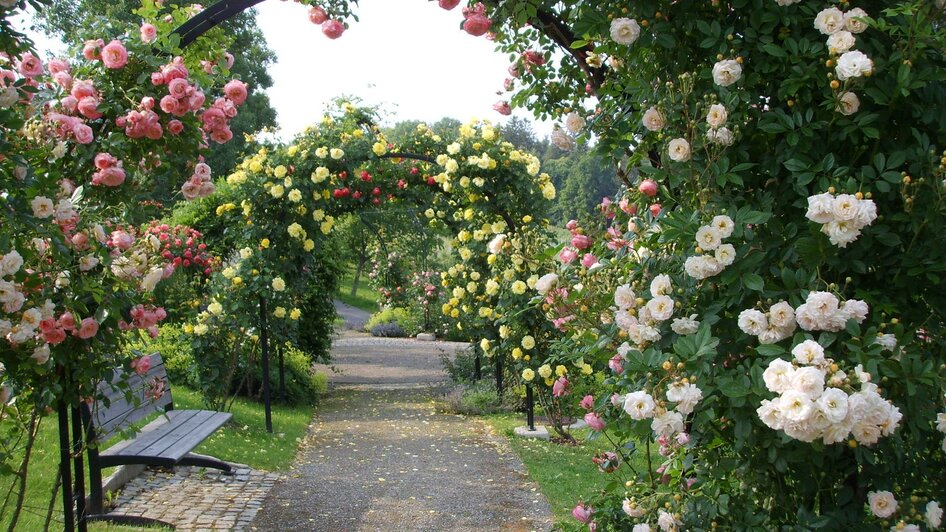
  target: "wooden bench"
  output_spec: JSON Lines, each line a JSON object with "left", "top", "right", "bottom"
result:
{"left": 82, "top": 353, "right": 233, "bottom": 514}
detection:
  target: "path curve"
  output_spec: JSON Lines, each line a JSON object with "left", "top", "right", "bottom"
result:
{"left": 252, "top": 338, "right": 553, "bottom": 531}
{"left": 333, "top": 299, "right": 371, "bottom": 331}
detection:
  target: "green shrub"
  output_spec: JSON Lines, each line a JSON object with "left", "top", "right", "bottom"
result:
{"left": 365, "top": 307, "right": 422, "bottom": 335}
{"left": 441, "top": 381, "right": 521, "bottom": 416}
{"left": 125, "top": 324, "right": 200, "bottom": 388}
{"left": 240, "top": 344, "right": 326, "bottom": 406}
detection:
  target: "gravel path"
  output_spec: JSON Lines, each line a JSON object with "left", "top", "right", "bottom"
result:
{"left": 253, "top": 337, "right": 552, "bottom": 531}
{"left": 333, "top": 299, "right": 371, "bottom": 331}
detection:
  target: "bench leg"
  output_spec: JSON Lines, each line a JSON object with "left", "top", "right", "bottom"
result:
{"left": 178, "top": 452, "right": 233, "bottom": 474}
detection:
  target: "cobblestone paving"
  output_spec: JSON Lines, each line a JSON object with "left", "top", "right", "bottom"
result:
{"left": 106, "top": 464, "right": 278, "bottom": 531}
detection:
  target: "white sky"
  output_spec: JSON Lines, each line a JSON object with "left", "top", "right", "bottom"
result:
{"left": 16, "top": 1, "right": 552, "bottom": 140}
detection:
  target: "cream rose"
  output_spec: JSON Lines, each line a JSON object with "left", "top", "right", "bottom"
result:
{"left": 814, "top": 7, "right": 844, "bottom": 35}
{"left": 706, "top": 103, "right": 728, "bottom": 128}
{"left": 610, "top": 17, "right": 641, "bottom": 45}
{"left": 836, "top": 91, "right": 860, "bottom": 115}
{"left": 835, "top": 50, "right": 873, "bottom": 81}
{"left": 712, "top": 59, "right": 743, "bottom": 87}
{"left": 642, "top": 106, "right": 665, "bottom": 131}
{"left": 668, "top": 138, "right": 691, "bottom": 162}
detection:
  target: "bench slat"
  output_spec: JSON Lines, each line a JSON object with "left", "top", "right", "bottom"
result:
{"left": 99, "top": 410, "right": 231, "bottom": 464}
{"left": 90, "top": 354, "right": 173, "bottom": 441}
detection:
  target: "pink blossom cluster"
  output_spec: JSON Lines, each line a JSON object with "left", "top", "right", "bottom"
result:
{"left": 83, "top": 39, "right": 129, "bottom": 69}
{"left": 558, "top": 219, "right": 594, "bottom": 265}
{"left": 462, "top": 3, "right": 492, "bottom": 37}
{"left": 181, "top": 160, "right": 215, "bottom": 200}
{"left": 116, "top": 103, "right": 165, "bottom": 140}
{"left": 305, "top": 6, "right": 345, "bottom": 39}
{"left": 119, "top": 304, "right": 168, "bottom": 338}
{"left": 92, "top": 153, "right": 126, "bottom": 187}
{"left": 39, "top": 312, "right": 100, "bottom": 344}
{"left": 199, "top": 79, "right": 248, "bottom": 145}
{"left": 146, "top": 222, "right": 215, "bottom": 275}
{"left": 201, "top": 52, "right": 235, "bottom": 74}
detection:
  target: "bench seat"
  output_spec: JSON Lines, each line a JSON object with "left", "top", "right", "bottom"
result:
{"left": 98, "top": 409, "right": 232, "bottom": 468}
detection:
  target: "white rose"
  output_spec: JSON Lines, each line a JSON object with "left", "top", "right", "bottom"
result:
{"left": 791, "top": 366, "right": 826, "bottom": 400}
{"left": 624, "top": 391, "right": 656, "bottom": 420}
{"left": 79, "top": 255, "right": 100, "bottom": 272}
{"left": 822, "top": 220, "right": 861, "bottom": 248}
{"left": 614, "top": 284, "right": 637, "bottom": 310}
{"left": 779, "top": 389, "right": 815, "bottom": 422}
{"left": 712, "top": 59, "right": 743, "bottom": 87}
{"left": 0, "top": 86, "right": 17, "bottom": 109}
{"left": 649, "top": 274, "right": 672, "bottom": 297}
{"left": 792, "top": 340, "right": 826, "bottom": 366}
{"left": 836, "top": 91, "right": 860, "bottom": 115}
{"left": 31, "top": 196, "right": 55, "bottom": 218}
{"left": 0, "top": 250, "right": 24, "bottom": 277}
{"left": 763, "top": 358, "right": 795, "bottom": 393}
{"left": 550, "top": 129, "right": 575, "bottom": 151}
{"left": 873, "top": 334, "right": 897, "bottom": 352}
{"left": 826, "top": 30, "right": 856, "bottom": 54}
{"left": 564, "top": 112, "right": 585, "bottom": 134}
{"left": 632, "top": 524, "right": 651, "bottom": 532}
{"left": 710, "top": 215, "right": 734, "bottom": 238}
{"left": 707, "top": 126, "right": 735, "bottom": 146}
{"left": 646, "top": 295, "right": 675, "bottom": 322}
{"left": 487, "top": 234, "right": 506, "bottom": 254}
{"left": 832, "top": 194, "right": 860, "bottom": 221}
{"left": 843, "top": 8, "right": 869, "bottom": 34}
{"left": 140, "top": 267, "right": 164, "bottom": 292}
{"left": 854, "top": 199, "right": 878, "bottom": 228}
{"left": 817, "top": 388, "right": 850, "bottom": 424}
{"left": 535, "top": 273, "right": 558, "bottom": 295}
{"left": 757, "top": 399, "right": 784, "bottom": 429}
{"left": 814, "top": 7, "right": 845, "bottom": 35}
{"left": 31, "top": 344, "right": 50, "bottom": 364}
{"left": 706, "top": 104, "right": 728, "bottom": 128}
{"left": 714, "top": 243, "right": 737, "bottom": 266}
{"left": 671, "top": 314, "right": 700, "bottom": 335}
{"left": 657, "top": 510, "right": 678, "bottom": 532}
{"left": 926, "top": 500, "right": 943, "bottom": 529}
{"left": 836, "top": 50, "right": 873, "bottom": 81}
{"left": 610, "top": 17, "right": 641, "bottom": 45}
{"left": 806, "top": 192, "right": 836, "bottom": 224}
{"left": 642, "top": 106, "right": 665, "bottom": 131}
{"left": 668, "top": 138, "right": 691, "bottom": 162}
{"left": 695, "top": 225, "right": 722, "bottom": 250}
{"left": 651, "top": 411, "right": 684, "bottom": 438}
{"left": 768, "top": 301, "right": 796, "bottom": 329}
{"left": 868, "top": 491, "right": 898, "bottom": 519}
{"left": 738, "top": 309, "right": 769, "bottom": 336}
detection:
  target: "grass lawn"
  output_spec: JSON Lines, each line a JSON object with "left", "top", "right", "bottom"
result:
{"left": 484, "top": 413, "right": 650, "bottom": 526}
{"left": 335, "top": 267, "right": 379, "bottom": 314}
{"left": 0, "top": 384, "right": 315, "bottom": 531}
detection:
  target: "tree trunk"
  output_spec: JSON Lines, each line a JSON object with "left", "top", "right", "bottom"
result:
{"left": 351, "top": 251, "right": 367, "bottom": 297}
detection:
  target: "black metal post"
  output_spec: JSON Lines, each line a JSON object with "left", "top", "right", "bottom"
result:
{"left": 474, "top": 353, "right": 482, "bottom": 380}
{"left": 259, "top": 296, "right": 273, "bottom": 433}
{"left": 526, "top": 385, "right": 536, "bottom": 432}
{"left": 57, "top": 400, "right": 75, "bottom": 532}
{"left": 278, "top": 343, "right": 286, "bottom": 403}
{"left": 494, "top": 356, "right": 503, "bottom": 395}
{"left": 71, "top": 406, "right": 88, "bottom": 532}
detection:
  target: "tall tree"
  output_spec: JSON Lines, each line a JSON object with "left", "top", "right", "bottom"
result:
{"left": 35, "top": 1, "right": 278, "bottom": 181}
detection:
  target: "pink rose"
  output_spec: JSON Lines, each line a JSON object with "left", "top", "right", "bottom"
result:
{"left": 223, "top": 79, "right": 247, "bottom": 105}
{"left": 168, "top": 120, "right": 184, "bottom": 135}
{"left": 552, "top": 377, "right": 569, "bottom": 397}
{"left": 523, "top": 50, "right": 546, "bottom": 66}
{"left": 39, "top": 318, "right": 58, "bottom": 334}
{"left": 492, "top": 100, "right": 511, "bottom": 116}
{"left": 308, "top": 6, "right": 327, "bottom": 24}
{"left": 71, "top": 80, "right": 95, "bottom": 100}
{"left": 59, "top": 312, "right": 76, "bottom": 331}
{"left": 76, "top": 317, "right": 99, "bottom": 339}
{"left": 140, "top": 23, "right": 157, "bottom": 43}
{"left": 580, "top": 253, "right": 597, "bottom": 268}
{"left": 151, "top": 71, "right": 165, "bottom": 85}
{"left": 572, "top": 503, "right": 593, "bottom": 524}
{"left": 94, "top": 166, "right": 126, "bottom": 187}
{"left": 82, "top": 39, "right": 104, "bottom": 60}
{"left": 44, "top": 328, "right": 67, "bottom": 344}
{"left": 503, "top": 78, "right": 514, "bottom": 91}
{"left": 559, "top": 247, "right": 577, "bottom": 264}
{"left": 48, "top": 58, "right": 70, "bottom": 75}
{"left": 194, "top": 162, "right": 212, "bottom": 178}
{"left": 321, "top": 19, "right": 345, "bottom": 39}
{"left": 77, "top": 96, "right": 102, "bottom": 119}
{"left": 60, "top": 95, "right": 78, "bottom": 113}
{"left": 649, "top": 203, "right": 662, "bottom": 217}
{"left": 584, "top": 412, "right": 606, "bottom": 431}
{"left": 209, "top": 127, "right": 233, "bottom": 144}
{"left": 639, "top": 178, "right": 658, "bottom": 197}
{"left": 224, "top": 53, "right": 235, "bottom": 69}
{"left": 571, "top": 234, "right": 592, "bottom": 250}
{"left": 131, "top": 355, "right": 152, "bottom": 376}
{"left": 676, "top": 432, "right": 691, "bottom": 445}
{"left": 73, "top": 123, "right": 94, "bottom": 144}
{"left": 110, "top": 230, "right": 134, "bottom": 250}
{"left": 140, "top": 96, "right": 155, "bottom": 110}
{"left": 53, "top": 71, "right": 73, "bottom": 89}
{"left": 181, "top": 181, "right": 201, "bottom": 200}
{"left": 579, "top": 395, "right": 595, "bottom": 410}
{"left": 565, "top": 219, "right": 578, "bottom": 231}
{"left": 17, "top": 52, "right": 43, "bottom": 77}
{"left": 188, "top": 91, "right": 206, "bottom": 111}
{"left": 101, "top": 40, "right": 128, "bottom": 69}
{"left": 70, "top": 232, "right": 89, "bottom": 249}
{"left": 159, "top": 95, "right": 179, "bottom": 115}
{"left": 438, "top": 0, "right": 460, "bottom": 8}
{"left": 168, "top": 77, "right": 189, "bottom": 99}
{"left": 608, "top": 355, "right": 623, "bottom": 374}
{"left": 463, "top": 13, "right": 492, "bottom": 36}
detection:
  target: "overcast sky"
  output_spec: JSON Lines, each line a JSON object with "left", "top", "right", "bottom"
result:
{"left": 16, "top": 0, "right": 552, "bottom": 140}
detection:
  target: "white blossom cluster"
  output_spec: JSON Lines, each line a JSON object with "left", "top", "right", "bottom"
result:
{"left": 758, "top": 344, "right": 901, "bottom": 445}
{"left": 739, "top": 291, "right": 869, "bottom": 344}
{"left": 811, "top": 6, "right": 872, "bottom": 115}
{"left": 938, "top": 410, "right": 946, "bottom": 452}
{"left": 805, "top": 192, "right": 877, "bottom": 248}
{"left": 684, "top": 215, "right": 736, "bottom": 280}
{"left": 614, "top": 274, "right": 675, "bottom": 347}
{"left": 866, "top": 490, "right": 942, "bottom": 530}
{"left": 623, "top": 380, "right": 703, "bottom": 437}
{"left": 704, "top": 103, "right": 734, "bottom": 146}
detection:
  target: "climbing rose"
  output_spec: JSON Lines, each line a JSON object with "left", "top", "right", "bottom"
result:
{"left": 308, "top": 6, "right": 327, "bottom": 24}
{"left": 610, "top": 18, "right": 641, "bottom": 45}
{"left": 140, "top": 23, "right": 157, "bottom": 43}
{"left": 712, "top": 59, "right": 742, "bottom": 86}
{"left": 492, "top": 101, "right": 511, "bottom": 115}
{"left": 101, "top": 40, "right": 129, "bottom": 69}
{"left": 322, "top": 20, "right": 345, "bottom": 39}
{"left": 438, "top": 0, "right": 460, "bottom": 9}
{"left": 463, "top": 3, "right": 492, "bottom": 36}
{"left": 572, "top": 504, "right": 593, "bottom": 524}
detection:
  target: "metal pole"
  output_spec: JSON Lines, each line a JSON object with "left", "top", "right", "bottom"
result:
{"left": 526, "top": 385, "right": 536, "bottom": 432}
{"left": 474, "top": 353, "right": 482, "bottom": 380}
{"left": 259, "top": 296, "right": 273, "bottom": 433}
{"left": 57, "top": 400, "right": 75, "bottom": 532}
{"left": 278, "top": 343, "right": 285, "bottom": 403}
{"left": 71, "top": 406, "right": 87, "bottom": 532}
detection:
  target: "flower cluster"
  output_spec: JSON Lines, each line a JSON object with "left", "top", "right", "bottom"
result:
{"left": 623, "top": 377, "right": 703, "bottom": 440}
{"left": 613, "top": 274, "right": 676, "bottom": 348}
{"left": 683, "top": 215, "right": 736, "bottom": 280}
{"left": 145, "top": 222, "right": 215, "bottom": 275}
{"left": 805, "top": 191, "right": 877, "bottom": 248}
{"left": 181, "top": 160, "right": 216, "bottom": 200}
{"left": 739, "top": 291, "right": 868, "bottom": 344}
{"left": 864, "top": 490, "right": 942, "bottom": 530}
{"left": 758, "top": 343, "right": 900, "bottom": 445}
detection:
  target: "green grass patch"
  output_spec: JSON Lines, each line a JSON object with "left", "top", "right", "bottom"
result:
{"left": 0, "top": 385, "right": 315, "bottom": 531}
{"left": 335, "top": 268, "right": 379, "bottom": 314}
{"left": 483, "top": 413, "right": 648, "bottom": 526}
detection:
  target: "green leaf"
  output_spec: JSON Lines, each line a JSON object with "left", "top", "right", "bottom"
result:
{"left": 743, "top": 273, "right": 764, "bottom": 292}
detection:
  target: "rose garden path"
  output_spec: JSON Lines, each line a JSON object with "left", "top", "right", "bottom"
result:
{"left": 250, "top": 333, "right": 553, "bottom": 531}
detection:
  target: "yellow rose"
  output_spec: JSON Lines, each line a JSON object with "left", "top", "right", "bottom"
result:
{"left": 521, "top": 335, "right": 535, "bottom": 350}
{"left": 288, "top": 189, "right": 302, "bottom": 202}
{"left": 315, "top": 147, "right": 328, "bottom": 158}
{"left": 289, "top": 308, "right": 302, "bottom": 320}
{"left": 499, "top": 325, "right": 511, "bottom": 339}
{"left": 232, "top": 277, "right": 243, "bottom": 286}
{"left": 313, "top": 209, "right": 325, "bottom": 221}
{"left": 512, "top": 347, "right": 523, "bottom": 360}
{"left": 207, "top": 301, "right": 223, "bottom": 316}
{"left": 372, "top": 142, "right": 387, "bottom": 156}
{"left": 261, "top": 238, "right": 270, "bottom": 248}
{"left": 304, "top": 239, "right": 315, "bottom": 251}
{"left": 269, "top": 184, "right": 285, "bottom": 198}
{"left": 330, "top": 148, "right": 345, "bottom": 160}
{"left": 581, "top": 363, "right": 593, "bottom": 375}
{"left": 272, "top": 277, "right": 286, "bottom": 291}
{"left": 521, "top": 368, "right": 535, "bottom": 382}
{"left": 312, "top": 167, "right": 330, "bottom": 183}
{"left": 273, "top": 165, "right": 287, "bottom": 178}
{"left": 183, "top": 324, "right": 195, "bottom": 334}
{"left": 287, "top": 145, "right": 299, "bottom": 157}
{"left": 194, "top": 324, "right": 209, "bottom": 336}
{"left": 555, "top": 365, "right": 568, "bottom": 377}
{"left": 511, "top": 281, "right": 527, "bottom": 295}
{"left": 480, "top": 338, "right": 491, "bottom": 352}
{"left": 274, "top": 306, "right": 287, "bottom": 318}
{"left": 222, "top": 267, "right": 236, "bottom": 279}
{"left": 248, "top": 160, "right": 262, "bottom": 173}
{"left": 538, "top": 364, "right": 552, "bottom": 379}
